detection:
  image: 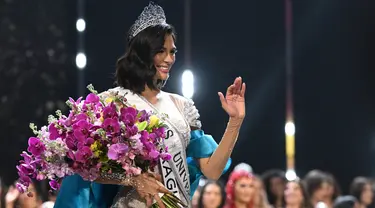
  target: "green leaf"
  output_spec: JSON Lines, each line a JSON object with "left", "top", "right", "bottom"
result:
{"left": 136, "top": 121, "right": 148, "bottom": 131}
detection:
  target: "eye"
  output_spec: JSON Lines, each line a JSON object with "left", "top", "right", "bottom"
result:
{"left": 170, "top": 49, "right": 178, "bottom": 54}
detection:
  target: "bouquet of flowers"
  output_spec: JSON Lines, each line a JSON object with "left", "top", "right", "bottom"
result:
{"left": 15, "top": 85, "right": 185, "bottom": 207}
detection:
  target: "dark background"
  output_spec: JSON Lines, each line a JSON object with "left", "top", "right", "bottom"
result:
{"left": 1, "top": 0, "right": 375, "bottom": 193}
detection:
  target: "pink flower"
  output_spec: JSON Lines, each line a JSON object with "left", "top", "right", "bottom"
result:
{"left": 102, "top": 118, "right": 120, "bottom": 133}
{"left": 108, "top": 144, "right": 128, "bottom": 160}
{"left": 48, "top": 124, "right": 60, "bottom": 140}
{"left": 85, "top": 93, "right": 100, "bottom": 104}
{"left": 27, "top": 137, "right": 46, "bottom": 156}
{"left": 75, "top": 146, "right": 93, "bottom": 163}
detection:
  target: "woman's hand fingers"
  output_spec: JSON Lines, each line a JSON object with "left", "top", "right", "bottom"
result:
{"left": 157, "top": 183, "right": 171, "bottom": 195}
{"left": 240, "top": 82, "right": 246, "bottom": 97}
{"left": 218, "top": 92, "right": 229, "bottom": 112}
{"left": 154, "top": 194, "right": 166, "bottom": 208}
{"left": 145, "top": 194, "right": 152, "bottom": 207}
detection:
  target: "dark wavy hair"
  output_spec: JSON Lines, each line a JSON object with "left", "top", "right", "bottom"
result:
{"left": 285, "top": 179, "right": 313, "bottom": 208}
{"left": 115, "top": 24, "right": 176, "bottom": 94}
{"left": 303, "top": 170, "right": 331, "bottom": 198}
{"left": 350, "top": 176, "right": 371, "bottom": 202}
{"left": 198, "top": 180, "right": 225, "bottom": 208}
{"left": 261, "top": 169, "right": 286, "bottom": 206}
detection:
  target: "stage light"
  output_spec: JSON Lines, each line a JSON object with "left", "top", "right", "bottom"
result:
{"left": 285, "top": 169, "right": 297, "bottom": 181}
{"left": 76, "top": 53, "right": 87, "bottom": 69}
{"left": 76, "top": 18, "right": 86, "bottom": 32}
{"left": 285, "top": 121, "right": 295, "bottom": 136}
{"left": 182, "top": 69, "right": 194, "bottom": 99}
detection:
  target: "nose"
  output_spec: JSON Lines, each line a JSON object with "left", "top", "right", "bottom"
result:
{"left": 164, "top": 53, "right": 174, "bottom": 64}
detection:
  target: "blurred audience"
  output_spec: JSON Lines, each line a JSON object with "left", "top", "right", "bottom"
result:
{"left": 198, "top": 180, "right": 225, "bottom": 208}
{"left": 225, "top": 169, "right": 255, "bottom": 208}
{"left": 262, "top": 169, "right": 286, "bottom": 208}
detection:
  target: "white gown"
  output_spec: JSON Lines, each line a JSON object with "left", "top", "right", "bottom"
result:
{"left": 104, "top": 87, "right": 200, "bottom": 208}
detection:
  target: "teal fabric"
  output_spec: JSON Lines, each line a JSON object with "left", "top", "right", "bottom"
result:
{"left": 54, "top": 174, "right": 119, "bottom": 208}
{"left": 54, "top": 129, "right": 231, "bottom": 206}
{"left": 187, "top": 130, "right": 231, "bottom": 197}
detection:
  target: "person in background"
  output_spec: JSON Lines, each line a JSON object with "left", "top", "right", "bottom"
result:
{"left": 5, "top": 181, "right": 42, "bottom": 208}
{"left": 304, "top": 170, "right": 333, "bottom": 208}
{"left": 225, "top": 169, "right": 255, "bottom": 208}
{"left": 253, "top": 175, "right": 270, "bottom": 208}
{"left": 262, "top": 169, "right": 286, "bottom": 208}
{"left": 193, "top": 188, "right": 202, "bottom": 208}
{"left": 198, "top": 180, "right": 225, "bottom": 208}
{"left": 349, "top": 177, "right": 373, "bottom": 208}
{"left": 325, "top": 173, "right": 341, "bottom": 208}
{"left": 284, "top": 179, "right": 311, "bottom": 208}
{"left": 333, "top": 196, "right": 359, "bottom": 208}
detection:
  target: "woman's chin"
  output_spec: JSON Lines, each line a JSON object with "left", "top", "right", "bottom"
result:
{"left": 159, "top": 74, "right": 169, "bottom": 80}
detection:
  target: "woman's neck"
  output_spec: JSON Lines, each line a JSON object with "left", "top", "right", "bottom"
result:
{"left": 286, "top": 204, "right": 301, "bottom": 208}
{"left": 141, "top": 85, "right": 160, "bottom": 104}
{"left": 234, "top": 200, "right": 249, "bottom": 208}
{"left": 275, "top": 198, "right": 283, "bottom": 207}
{"left": 358, "top": 204, "right": 366, "bottom": 208}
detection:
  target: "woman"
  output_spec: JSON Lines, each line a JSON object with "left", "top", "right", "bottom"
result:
{"left": 198, "top": 180, "right": 225, "bottom": 208}
{"left": 225, "top": 170, "right": 255, "bottom": 208}
{"left": 55, "top": 2, "right": 245, "bottom": 208}
{"left": 5, "top": 181, "right": 42, "bottom": 208}
{"left": 304, "top": 170, "right": 332, "bottom": 208}
{"left": 262, "top": 169, "right": 286, "bottom": 208}
{"left": 349, "top": 177, "right": 373, "bottom": 208}
{"left": 284, "top": 180, "right": 311, "bottom": 208}
{"left": 253, "top": 175, "right": 270, "bottom": 208}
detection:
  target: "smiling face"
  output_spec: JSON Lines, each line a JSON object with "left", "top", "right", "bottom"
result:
{"left": 153, "top": 34, "right": 177, "bottom": 81}
{"left": 202, "top": 183, "right": 223, "bottom": 208}
{"left": 234, "top": 177, "right": 255, "bottom": 204}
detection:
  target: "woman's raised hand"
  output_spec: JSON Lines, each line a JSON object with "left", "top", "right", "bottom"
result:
{"left": 218, "top": 76, "right": 246, "bottom": 119}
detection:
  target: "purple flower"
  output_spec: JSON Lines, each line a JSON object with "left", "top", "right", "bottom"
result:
{"left": 36, "top": 173, "right": 46, "bottom": 180}
{"left": 149, "top": 149, "right": 160, "bottom": 159}
{"left": 62, "top": 112, "right": 75, "bottom": 127}
{"left": 85, "top": 93, "right": 100, "bottom": 104}
{"left": 49, "top": 180, "right": 60, "bottom": 190}
{"left": 16, "top": 182, "right": 28, "bottom": 193}
{"left": 160, "top": 152, "right": 172, "bottom": 161}
{"left": 48, "top": 124, "right": 60, "bottom": 140}
{"left": 124, "top": 125, "right": 138, "bottom": 138}
{"left": 65, "top": 135, "right": 77, "bottom": 151}
{"left": 154, "top": 127, "right": 166, "bottom": 139}
{"left": 79, "top": 167, "right": 99, "bottom": 181}
{"left": 148, "top": 133, "right": 158, "bottom": 142}
{"left": 73, "top": 120, "right": 92, "bottom": 141}
{"left": 69, "top": 97, "right": 83, "bottom": 106}
{"left": 129, "top": 134, "right": 143, "bottom": 151}
{"left": 120, "top": 107, "right": 137, "bottom": 125}
{"left": 18, "top": 172, "right": 32, "bottom": 183}
{"left": 103, "top": 118, "right": 120, "bottom": 133}
{"left": 17, "top": 164, "right": 36, "bottom": 176}
{"left": 75, "top": 146, "right": 93, "bottom": 163}
{"left": 138, "top": 110, "right": 150, "bottom": 122}
{"left": 20, "top": 151, "right": 33, "bottom": 164}
{"left": 27, "top": 137, "right": 46, "bottom": 156}
{"left": 108, "top": 143, "right": 129, "bottom": 160}
{"left": 75, "top": 113, "right": 88, "bottom": 122}
{"left": 102, "top": 103, "right": 117, "bottom": 119}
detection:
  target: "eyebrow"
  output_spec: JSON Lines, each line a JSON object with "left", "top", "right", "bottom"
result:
{"left": 163, "top": 47, "right": 177, "bottom": 50}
